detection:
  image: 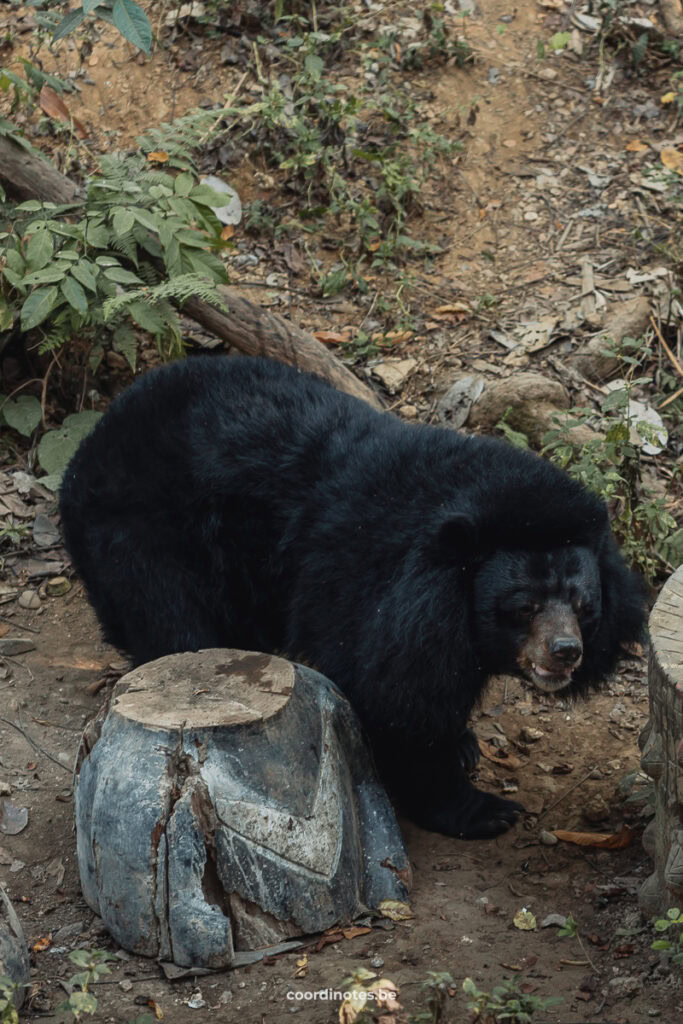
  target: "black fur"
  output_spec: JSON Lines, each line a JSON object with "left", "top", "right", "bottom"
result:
{"left": 59, "top": 356, "right": 646, "bottom": 839}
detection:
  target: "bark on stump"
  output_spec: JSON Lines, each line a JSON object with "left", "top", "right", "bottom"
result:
{"left": 74, "top": 650, "right": 411, "bottom": 968}
{"left": 639, "top": 566, "right": 683, "bottom": 915}
{"left": 0, "top": 885, "right": 29, "bottom": 1008}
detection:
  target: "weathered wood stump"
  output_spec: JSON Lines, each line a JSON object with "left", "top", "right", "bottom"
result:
{"left": 74, "top": 650, "right": 411, "bottom": 968}
{"left": 0, "top": 885, "right": 29, "bottom": 1007}
{"left": 638, "top": 566, "right": 683, "bottom": 915}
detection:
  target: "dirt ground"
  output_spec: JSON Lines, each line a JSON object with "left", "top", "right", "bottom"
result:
{"left": 1, "top": 0, "right": 682, "bottom": 1022}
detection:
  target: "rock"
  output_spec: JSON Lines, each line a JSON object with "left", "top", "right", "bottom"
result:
{"left": 0, "top": 885, "right": 29, "bottom": 1008}
{"left": 53, "top": 921, "right": 84, "bottom": 944}
{"left": 583, "top": 794, "right": 610, "bottom": 823}
{"left": 467, "top": 372, "right": 570, "bottom": 445}
{"left": 398, "top": 404, "right": 418, "bottom": 420}
{"left": 539, "top": 830, "right": 558, "bottom": 846}
{"left": 520, "top": 726, "right": 544, "bottom": 743}
{"left": 75, "top": 650, "right": 411, "bottom": 968}
{"left": 371, "top": 359, "right": 417, "bottom": 394}
{"left": 607, "top": 975, "right": 642, "bottom": 998}
{"left": 540, "top": 912, "right": 566, "bottom": 927}
{"left": 18, "top": 591, "right": 40, "bottom": 610}
{"left": 568, "top": 296, "right": 651, "bottom": 381}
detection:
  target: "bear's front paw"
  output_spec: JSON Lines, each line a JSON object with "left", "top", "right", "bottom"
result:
{"left": 421, "top": 790, "right": 524, "bottom": 840}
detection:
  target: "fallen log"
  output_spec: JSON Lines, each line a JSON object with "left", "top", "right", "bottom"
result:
{"left": 0, "top": 136, "right": 382, "bottom": 409}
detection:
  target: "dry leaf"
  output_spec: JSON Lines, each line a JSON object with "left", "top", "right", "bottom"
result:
{"left": 147, "top": 151, "right": 170, "bottom": 163}
{"left": 32, "top": 935, "right": 52, "bottom": 952}
{"left": 294, "top": 954, "right": 308, "bottom": 978}
{"left": 378, "top": 898, "right": 414, "bottom": 921}
{"left": 40, "top": 85, "right": 70, "bottom": 121}
{"left": 660, "top": 148, "right": 683, "bottom": 175}
{"left": 661, "top": 92, "right": 675, "bottom": 104}
{"left": 479, "top": 742, "right": 523, "bottom": 769}
{"left": 313, "top": 330, "right": 351, "bottom": 345}
{"left": 342, "top": 926, "right": 372, "bottom": 939}
{"left": 625, "top": 140, "right": 648, "bottom": 152}
{"left": 513, "top": 908, "right": 536, "bottom": 931}
{"left": 551, "top": 824, "right": 633, "bottom": 849}
{"left": 221, "top": 225, "right": 235, "bottom": 240}
{"left": 369, "top": 330, "right": 413, "bottom": 346}
{"left": 39, "top": 86, "right": 88, "bottom": 138}
{"left": 0, "top": 798, "right": 28, "bottom": 835}
{"left": 434, "top": 303, "right": 471, "bottom": 314}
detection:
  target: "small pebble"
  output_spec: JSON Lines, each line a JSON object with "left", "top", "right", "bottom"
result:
{"left": 18, "top": 590, "right": 41, "bottom": 610}
{"left": 583, "top": 794, "right": 609, "bottom": 823}
{"left": 399, "top": 405, "right": 418, "bottom": 419}
{"left": 539, "top": 830, "right": 558, "bottom": 846}
{"left": 370, "top": 955, "right": 384, "bottom": 968}
{"left": 520, "top": 726, "right": 544, "bottom": 743}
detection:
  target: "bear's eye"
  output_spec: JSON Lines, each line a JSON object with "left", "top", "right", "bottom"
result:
{"left": 509, "top": 601, "right": 539, "bottom": 621}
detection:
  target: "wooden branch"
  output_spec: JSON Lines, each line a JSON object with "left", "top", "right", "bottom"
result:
{"left": 0, "top": 136, "right": 382, "bottom": 409}
{"left": 0, "top": 136, "right": 82, "bottom": 204}
{"left": 183, "top": 290, "right": 379, "bottom": 406}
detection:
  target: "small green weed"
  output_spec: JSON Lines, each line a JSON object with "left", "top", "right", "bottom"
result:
{"left": 56, "top": 949, "right": 115, "bottom": 1019}
{"left": 0, "top": 518, "right": 31, "bottom": 548}
{"left": 652, "top": 907, "right": 683, "bottom": 965}
{"left": 463, "top": 975, "right": 562, "bottom": 1022}
{"left": 557, "top": 913, "right": 597, "bottom": 970}
{"left": 412, "top": 970, "right": 455, "bottom": 1023}
{"left": 0, "top": 975, "right": 19, "bottom": 1024}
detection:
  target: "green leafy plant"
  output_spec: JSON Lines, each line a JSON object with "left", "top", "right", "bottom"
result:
{"left": 0, "top": 518, "right": 31, "bottom": 548}
{"left": 557, "top": 913, "right": 597, "bottom": 970}
{"left": 378, "top": 10, "right": 472, "bottom": 71}
{"left": 1, "top": 156, "right": 232, "bottom": 486}
{"left": 0, "top": 974, "right": 19, "bottom": 1024}
{"left": 53, "top": 0, "right": 152, "bottom": 54}
{"left": 412, "top": 970, "right": 455, "bottom": 1023}
{"left": 55, "top": 949, "right": 116, "bottom": 1019}
{"left": 463, "top": 975, "right": 562, "bottom": 1023}
{"left": 651, "top": 907, "right": 683, "bottom": 965}
{"left": 0, "top": 156, "right": 230, "bottom": 364}
{"left": 543, "top": 337, "right": 681, "bottom": 581}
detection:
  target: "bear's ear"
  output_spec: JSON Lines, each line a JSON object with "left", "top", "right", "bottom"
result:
{"left": 434, "top": 512, "right": 479, "bottom": 559}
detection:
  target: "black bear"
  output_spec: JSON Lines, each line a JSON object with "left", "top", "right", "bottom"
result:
{"left": 59, "top": 356, "right": 646, "bottom": 839}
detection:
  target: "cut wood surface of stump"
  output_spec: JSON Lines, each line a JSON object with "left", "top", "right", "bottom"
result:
{"left": 639, "top": 566, "right": 683, "bottom": 915}
{"left": 75, "top": 650, "right": 411, "bottom": 969}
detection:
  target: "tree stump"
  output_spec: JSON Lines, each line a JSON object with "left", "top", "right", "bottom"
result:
{"left": 638, "top": 566, "right": 683, "bottom": 915}
{"left": 0, "top": 885, "right": 29, "bottom": 1007}
{"left": 74, "top": 650, "right": 411, "bottom": 968}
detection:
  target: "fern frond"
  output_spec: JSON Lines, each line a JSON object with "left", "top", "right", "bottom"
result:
{"left": 102, "top": 274, "right": 228, "bottom": 322}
